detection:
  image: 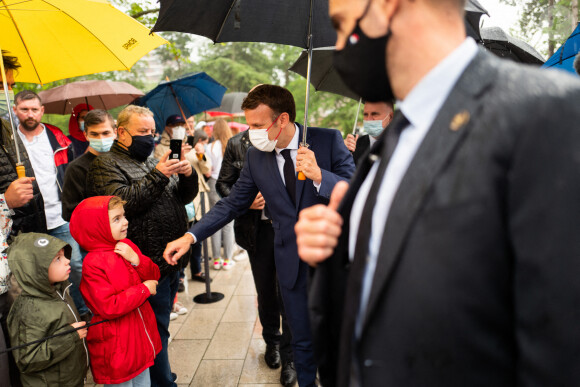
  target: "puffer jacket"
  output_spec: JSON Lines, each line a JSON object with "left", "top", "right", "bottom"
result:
{"left": 88, "top": 141, "right": 198, "bottom": 276}
{"left": 216, "top": 130, "right": 262, "bottom": 255}
{"left": 70, "top": 196, "right": 161, "bottom": 384}
{"left": 0, "top": 118, "right": 47, "bottom": 234}
{"left": 7, "top": 233, "right": 88, "bottom": 387}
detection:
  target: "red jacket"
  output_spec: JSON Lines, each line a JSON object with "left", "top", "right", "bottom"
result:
{"left": 70, "top": 196, "right": 161, "bottom": 384}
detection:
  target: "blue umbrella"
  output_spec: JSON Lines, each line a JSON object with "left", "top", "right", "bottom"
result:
{"left": 136, "top": 72, "right": 227, "bottom": 132}
{"left": 543, "top": 23, "right": 580, "bottom": 75}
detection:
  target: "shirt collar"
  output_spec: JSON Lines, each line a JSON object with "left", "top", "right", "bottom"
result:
{"left": 275, "top": 123, "right": 300, "bottom": 154}
{"left": 17, "top": 123, "right": 46, "bottom": 142}
{"left": 398, "top": 38, "right": 478, "bottom": 130}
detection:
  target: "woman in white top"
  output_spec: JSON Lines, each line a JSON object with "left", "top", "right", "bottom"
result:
{"left": 206, "top": 119, "right": 236, "bottom": 270}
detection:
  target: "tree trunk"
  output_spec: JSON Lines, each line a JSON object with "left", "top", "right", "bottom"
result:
{"left": 572, "top": 0, "right": 579, "bottom": 28}
{"left": 548, "top": 0, "right": 555, "bottom": 57}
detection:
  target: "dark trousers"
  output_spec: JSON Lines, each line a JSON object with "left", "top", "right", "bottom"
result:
{"left": 279, "top": 260, "right": 316, "bottom": 387}
{"left": 249, "top": 220, "right": 293, "bottom": 363}
{"left": 149, "top": 271, "right": 179, "bottom": 387}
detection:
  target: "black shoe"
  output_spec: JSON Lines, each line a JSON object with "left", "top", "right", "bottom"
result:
{"left": 280, "top": 361, "right": 297, "bottom": 387}
{"left": 172, "top": 372, "right": 178, "bottom": 382}
{"left": 264, "top": 343, "right": 281, "bottom": 369}
{"left": 192, "top": 273, "right": 212, "bottom": 283}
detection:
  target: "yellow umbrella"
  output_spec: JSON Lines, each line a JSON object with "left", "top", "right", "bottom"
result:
{"left": 0, "top": 0, "right": 167, "bottom": 84}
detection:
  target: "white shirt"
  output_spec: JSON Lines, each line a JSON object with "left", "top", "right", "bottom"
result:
{"left": 349, "top": 38, "right": 479, "bottom": 337}
{"left": 18, "top": 125, "right": 66, "bottom": 230}
{"left": 208, "top": 140, "right": 224, "bottom": 180}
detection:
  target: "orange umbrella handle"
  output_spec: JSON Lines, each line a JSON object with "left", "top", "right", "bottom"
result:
{"left": 297, "top": 171, "right": 306, "bottom": 180}
{"left": 16, "top": 164, "right": 26, "bottom": 178}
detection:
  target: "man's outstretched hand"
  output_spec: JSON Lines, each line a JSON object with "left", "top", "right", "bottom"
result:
{"left": 164, "top": 233, "right": 195, "bottom": 265}
{"left": 295, "top": 181, "right": 349, "bottom": 267}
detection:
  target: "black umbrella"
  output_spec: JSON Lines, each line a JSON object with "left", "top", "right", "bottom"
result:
{"left": 480, "top": 27, "right": 545, "bottom": 64}
{"left": 465, "top": 0, "right": 489, "bottom": 42}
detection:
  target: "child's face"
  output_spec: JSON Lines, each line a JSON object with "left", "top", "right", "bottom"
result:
{"left": 109, "top": 206, "right": 129, "bottom": 241}
{"left": 48, "top": 249, "right": 71, "bottom": 284}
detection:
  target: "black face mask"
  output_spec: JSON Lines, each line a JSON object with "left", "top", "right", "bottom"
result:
{"left": 127, "top": 133, "right": 155, "bottom": 162}
{"left": 333, "top": 17, "right": 394, "bottom": 103}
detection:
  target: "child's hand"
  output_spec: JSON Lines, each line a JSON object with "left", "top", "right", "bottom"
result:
{"left": 143, "top": 280, "right": 158, "bottom": 296}
{"left": 114, "top": 242, "right": 140, "bottom": 266}
{"left": 72, "top": 321, "right": 87, "bottom": 339}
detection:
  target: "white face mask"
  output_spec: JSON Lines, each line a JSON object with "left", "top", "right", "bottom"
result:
{"left": 249, "top": 128, "right": 278, "bottom": 152}
{"left": 248, "top": 114, "right": 281, "bottom": 152}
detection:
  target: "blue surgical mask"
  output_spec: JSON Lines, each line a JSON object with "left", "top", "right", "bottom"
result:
{"left": 79, "top": 121, "right": 85, "bottom": 132}
{"left": 89, "top": 137, "right": 115, "bottom": 153}
{"left": 363, "top": 119, "right": 385, "bottom": 138}
{"left": 0, "top": 90, "right": 14, "bottom": 117}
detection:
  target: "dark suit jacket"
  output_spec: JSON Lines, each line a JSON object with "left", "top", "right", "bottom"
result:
{"left": 310, "top": 49, "right": 580, "bottom": 387}
{"left": 190, "top": 124, "right": 355, "bottom": 289}
{"left": 352, "top": 134, "right": 370, "bottom": 166}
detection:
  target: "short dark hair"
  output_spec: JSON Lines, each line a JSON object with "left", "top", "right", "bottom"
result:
{"left": 574, "top": 53, "right": 580, "bottom": 76}
{"left": 363, "top": 98, "right": 395, "bottom": 109}
{"left": 242, "top": 84, "right": 296, "bottom": 123}
{"left": 84, "top": 109, "right": 115, "bottom": 130}
{"left": 1, "top": 51, "right": 21, "bottom": 72}
{"left": 14, "top": 90, "right": 41, "bottom": 106}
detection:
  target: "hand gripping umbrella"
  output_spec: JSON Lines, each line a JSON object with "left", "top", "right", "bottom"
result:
{"left": 0, "top": 0, "right": 167, "bottom": 176}
{"left": 152, "top": 0, "right": 337, "bottom": 180}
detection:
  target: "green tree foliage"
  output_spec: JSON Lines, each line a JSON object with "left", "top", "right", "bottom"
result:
{"left": 500, "top": 0, "right": 579, "bottom": 56}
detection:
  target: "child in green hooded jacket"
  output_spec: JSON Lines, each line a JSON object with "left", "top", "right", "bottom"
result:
{"left": 7, "top": 233, "right": 88, "bottom": 387}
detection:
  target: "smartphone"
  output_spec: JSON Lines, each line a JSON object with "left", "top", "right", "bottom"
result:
{"left": 169, "top": 139, "right": 182, "bottom": 160}
{"left": 186, "top": 135, "right": 195, "bottom": 147}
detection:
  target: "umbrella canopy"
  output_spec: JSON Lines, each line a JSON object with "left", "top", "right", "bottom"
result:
{"left": 465, "top": 0, "right": 489, "bottom": 41}
{"left": 290, "top": 47, "right": 359, "bottom": 100}
{"left": 543, "top": 23, "right": 580, "bottom": 74}
{"left": 38, "top": 80, "right": 144, "bottom": 115}
{"left": 135, "top": 72, "right": 227, "bottom": 133}
{"left": 481, "top": 27, "right": 545, "bottom": 65}
{"left": 0, "top": 0, "right": 167, "bottom": 84}
{"left": 152, "top": 0, "right": 336, "bottom": 49}
{"left": 207, "top": 92, "right": 248, "bottom": 115}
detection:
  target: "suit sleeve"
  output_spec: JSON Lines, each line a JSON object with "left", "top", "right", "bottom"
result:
{"left": 318, "top": 130, "right": 356, "bottom": 199}
{"left": 12, "top": 313, "right": 80, "bottom": 373}
{"left": 80, "top": 258, "right": 152, "bottom": 320}
{"left": 509, "top": 89, "right": 580, "bottom": 384}
{"left": 88, "top": 156, "right": 169, "bottom": 218}
{"left": 189, "top": 153, "right": 258, "bottom": 242}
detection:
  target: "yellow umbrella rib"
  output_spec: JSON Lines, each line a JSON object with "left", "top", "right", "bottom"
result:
{"left": 1, "top": 0, "right": 43, "bottom": 84}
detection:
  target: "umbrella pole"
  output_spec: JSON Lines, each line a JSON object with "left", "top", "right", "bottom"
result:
{"left": 0, "top": 47, "right": 25, "bottom": 178}
{"left": 352, "top": 98, "right": 362, "bottom": 134}
{"left": 298, "top": 0, "right": 315, "bottom": 181}
{"left": 168, "top": 83, "right": 194, "bottom": 133}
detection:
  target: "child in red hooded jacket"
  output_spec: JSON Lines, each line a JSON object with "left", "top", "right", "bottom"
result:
{"left": 70, "top": 196, "right": 161, "bottom": 386}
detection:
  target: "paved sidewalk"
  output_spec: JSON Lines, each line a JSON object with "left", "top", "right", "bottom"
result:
{"left": 87, "top": 253, "right": 283, "bottom": 386}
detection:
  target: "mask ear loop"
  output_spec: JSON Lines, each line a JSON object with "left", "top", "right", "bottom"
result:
{"left": 266, "top": 114, "right": 283, "bottom": 140}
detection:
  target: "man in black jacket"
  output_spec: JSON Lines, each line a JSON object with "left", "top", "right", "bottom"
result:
{"left": 217, "top": 130, "right": 296, "bottom": 386}
{"left": 88, "top": 105, "right": 198, "bottom": 387}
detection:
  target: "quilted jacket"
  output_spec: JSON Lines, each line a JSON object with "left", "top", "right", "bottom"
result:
{"left": 88, "top": 142, "right": 198, "bottom": 276}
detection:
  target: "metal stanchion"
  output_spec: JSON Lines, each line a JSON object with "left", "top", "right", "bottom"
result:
{"left": 193, "top": 191, "right": 224, "bottom": 304}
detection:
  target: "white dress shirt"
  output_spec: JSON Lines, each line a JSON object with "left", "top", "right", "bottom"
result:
{"left": 349, "top": 38, "right": 479, "bottom": 337}
{"left": 18, "top": 125, "right": 66, "bottom": 230}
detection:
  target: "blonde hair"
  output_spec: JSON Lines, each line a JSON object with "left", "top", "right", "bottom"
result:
{"left": 108, "top": 196, "right": 127, "bottom": 210}
{"left": 117, "top": 105, "right": 154, "bottom": 129}
{"left": 212, "top": 119, "right": 232, "bottom": 156}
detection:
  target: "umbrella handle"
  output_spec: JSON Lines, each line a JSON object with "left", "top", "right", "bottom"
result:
{"left": 16, "top": 164, "right": 25, "bottom": 178}
{"left": 297, "top": 171, "right": 306, "bottom": 181}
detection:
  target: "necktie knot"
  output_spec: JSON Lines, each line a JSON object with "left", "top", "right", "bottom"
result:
{"left": 281, "top": 149, "right": 292, "bottom": 160}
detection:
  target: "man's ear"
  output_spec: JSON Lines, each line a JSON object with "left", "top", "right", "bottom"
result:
{"left": 279, "top": 112, "right": 291, "bottom": 129}
{"left": 83, "top": 131, "right": 89, "bottom": 141}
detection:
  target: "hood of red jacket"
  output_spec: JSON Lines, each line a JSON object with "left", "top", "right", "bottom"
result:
{"left": 68, "top": 103, "right": 93, "bottom": 142}
{"left": 70, "top": 196, "right": 117, "bottom": 252}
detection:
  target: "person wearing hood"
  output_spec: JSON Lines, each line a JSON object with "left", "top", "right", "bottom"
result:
{"left": 6, "top": 233, "right": 88, "bottom": 387}
{"left": 68, "top": 103, "right": 92, "bottom": 159}
{"left": 70, "top": 195, "right": 161, "bottom": 386}
{"left": 62, "top": 109, "right": 117, "bottom": 222}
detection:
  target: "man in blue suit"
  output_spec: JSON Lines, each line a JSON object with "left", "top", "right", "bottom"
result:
{"left": 164, "top": 84, "right": 355, "bottom": 387}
